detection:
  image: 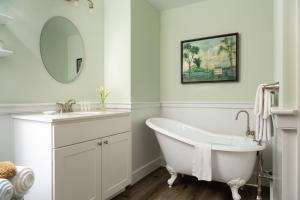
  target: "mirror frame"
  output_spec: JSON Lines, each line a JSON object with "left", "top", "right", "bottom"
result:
{"left": 40, "top": 16, "right": 85, "bottom": 84}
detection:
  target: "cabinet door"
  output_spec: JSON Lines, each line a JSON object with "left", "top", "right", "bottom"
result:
{"left": 54, "top": 139, "right": 102, "bottom": 200}
{"left": 102, "top": 132, "right": 131, "bottom": 199}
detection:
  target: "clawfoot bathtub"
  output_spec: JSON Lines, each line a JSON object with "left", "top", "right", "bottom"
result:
{"left": 146, "top": 118, "right": 265, "bottom": 200}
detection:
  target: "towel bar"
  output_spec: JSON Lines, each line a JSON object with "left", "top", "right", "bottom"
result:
{"left": 263, "top": 82, "right": 279, "bottom": 90}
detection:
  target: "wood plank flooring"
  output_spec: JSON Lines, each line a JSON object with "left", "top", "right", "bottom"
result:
{"left": 113, "top": 167, "right": 270, "bottom": 200}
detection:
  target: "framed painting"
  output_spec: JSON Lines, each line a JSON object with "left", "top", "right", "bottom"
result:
{"left": 181, "top": 33, "right": 239, "bottom": 83}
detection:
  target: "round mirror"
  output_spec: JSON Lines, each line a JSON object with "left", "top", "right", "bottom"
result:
{"left": 40, "top": 16, "right": 85, "bottom": 83}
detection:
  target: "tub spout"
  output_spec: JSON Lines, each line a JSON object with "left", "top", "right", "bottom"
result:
{"left": 235, "top": 110, "right": 255, "bottom": 138}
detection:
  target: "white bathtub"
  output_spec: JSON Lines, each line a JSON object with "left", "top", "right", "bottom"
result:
{"left": 146, "top": 118, "right": 265, "bottom": 200}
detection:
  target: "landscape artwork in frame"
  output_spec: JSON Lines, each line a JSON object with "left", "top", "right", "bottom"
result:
{"left": 181, "top": 33, "right": 239, "bottom": 83}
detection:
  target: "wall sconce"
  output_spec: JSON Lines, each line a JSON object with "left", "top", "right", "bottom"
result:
{"left": 65, "top": 0, "right": 94, "bottom": 12}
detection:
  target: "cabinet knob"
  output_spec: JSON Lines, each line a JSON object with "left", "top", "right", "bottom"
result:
{"left": 97, "top": 142, "right": 102, "bottom": 146}
{"left": 104, "top": 141, "right": 108, "bottom": 144}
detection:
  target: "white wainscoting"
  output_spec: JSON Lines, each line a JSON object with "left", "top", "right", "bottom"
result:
{"left": 0, "top": 101, "right": 277, "bottom": 187}
{"left": 161, "top": 102, "right": 255, "bottom": 135}
{"left": 130, "top": 102, "right": 161, "bottom": 184}
{"left": 107, "top": 102, "right": 162, "bottom": 184}
{"left": 0, "top": 115, "right": 13, "bottom": 161}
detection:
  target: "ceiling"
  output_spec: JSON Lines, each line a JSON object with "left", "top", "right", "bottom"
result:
{"left": 147, "top": 0, "right": 207, "bottom": 11}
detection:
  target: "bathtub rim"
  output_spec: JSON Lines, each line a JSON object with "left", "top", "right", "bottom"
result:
{"left": 146, "top": 118, "right": 266, "bottom": 152}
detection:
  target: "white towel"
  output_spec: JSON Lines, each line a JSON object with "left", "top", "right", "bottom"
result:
{"left": 192, "top": 143, "right": 212, "bottom": 181}
{"left": 254, "top": 84, "right": 273, "bottom": 141}
{"left": 10, "top": 166, "right": 34, "bottom": 199}
{"left": 0, "top": 178, "right": 14, "bottom": 200}
{"left": 254, "top": 84, "right": 265, "bottom": 116}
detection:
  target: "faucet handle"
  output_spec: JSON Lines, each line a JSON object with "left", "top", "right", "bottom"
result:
{"left": 69, "top": 100, "right": 76, "bottom": 106}
{"left": 247, "top": 130, "right": 256, "bottom": 141}
{"left": 56, "top": 102, "right": 64, "bottom": 113}
{"left": 247, "top": 130, "right": 255, "bottom": 136}
{"left": 66, "top": 99, "right": 76, "bottom": 104}
{"left": 65, "top": 99, "right": 76, "bottom": 112}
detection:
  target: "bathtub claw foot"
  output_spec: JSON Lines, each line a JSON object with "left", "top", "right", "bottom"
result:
{"left": 166, "top": 165, "right": 177, "bottom": 188}
{"left": 227, "top": 178, "right": 246, "bottom": 200}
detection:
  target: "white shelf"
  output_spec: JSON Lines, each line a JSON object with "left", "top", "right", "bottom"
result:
{"left": 271, "top": 107, "right": 298, "bottom": 115}
{"left": 271, "top": 107, "right": 298, "bottom": 130}
{"left": 0, "top": 49, "right": 13, "bottom": 57}
{"left": 0, "top": 13, "right": 13, "bottom": 25}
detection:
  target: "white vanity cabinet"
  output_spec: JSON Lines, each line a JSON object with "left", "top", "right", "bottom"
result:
{"left": 13, "top": 111, "right": 131, "bottom": 200}
{"left": 54, "top": 139, "right": 102, "bottom": 200}
{"left": 102, "top": 132, "right": 131, "bottom": 199}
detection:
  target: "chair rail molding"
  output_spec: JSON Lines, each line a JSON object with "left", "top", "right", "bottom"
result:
{"left": 0, "top": 102, "right": 162, "bottom": 116}
{"left": 160, "top": 101, "right": 254, "bottom": 109}
{"left": 106, "top": 102, "right": 161, "bottom": 110}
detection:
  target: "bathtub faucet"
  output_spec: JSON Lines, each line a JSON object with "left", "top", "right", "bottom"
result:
{"left": 235, "top": 110, "right": 255, "bottom": 138}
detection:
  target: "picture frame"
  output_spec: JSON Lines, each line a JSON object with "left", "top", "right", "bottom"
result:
{"left": 181, "top": 33, "right": 239, "bottom": 84}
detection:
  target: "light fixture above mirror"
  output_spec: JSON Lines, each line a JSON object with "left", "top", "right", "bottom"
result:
{"left": 65, "top": 0, "right": 94, "bottom": 12}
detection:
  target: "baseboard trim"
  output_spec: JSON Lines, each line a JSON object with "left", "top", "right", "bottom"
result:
{"left": 131, "top": 157, "right": 162, "bottom": 185}
{"left": 270, "top": 181, "right": 274, "bottom": 200}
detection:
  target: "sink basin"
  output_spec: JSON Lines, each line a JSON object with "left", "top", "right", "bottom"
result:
{"left": 57, "top": 111, "right": 118, "bottom": 117}
{"left": 61, "top": 111, "right": 102, "bottom": 116}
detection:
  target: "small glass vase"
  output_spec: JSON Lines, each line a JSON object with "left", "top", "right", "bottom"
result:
{"left": 100, "top": 100, "right": 105, "bottom": 111}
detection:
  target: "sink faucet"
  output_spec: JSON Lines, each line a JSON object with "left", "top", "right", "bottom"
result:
{"left": 65, "top": 99, "right": 76, "bottom": 112}
{"left": 56, "top": 99, "right": 76, "bottom": 113}
{"left": 235, "top": 110, "right": 255, "bottom": 138}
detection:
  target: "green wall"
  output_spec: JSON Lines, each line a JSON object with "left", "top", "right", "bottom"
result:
{"left": 104, "top": 0, "right": 132, "bottom": 103}
{"left": 160, "top": 0, "right": 274, "bottom": 102}
{"left": 0, "top": 0, "right": 284, "bottom": 106}
{"left": 131, "top": 0, "right": 160, "bottom": 102}
{"left": 104, "top": 0, "right": 160, "bottom": 103}
{"left": 274, "top": 0, "right": 297, "bottom": 108}
{"left": 0, "top": 0, "right": 104, "bottom": 103}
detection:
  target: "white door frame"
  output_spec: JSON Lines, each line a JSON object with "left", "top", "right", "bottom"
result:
{"left": 297, "top": 0, "right": 300, "bottom": 198}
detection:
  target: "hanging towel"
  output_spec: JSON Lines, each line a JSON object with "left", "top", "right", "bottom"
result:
{"left": 192, "top": 143, "right": 212, "bottom": 181}
{"left": 10, "top": 166, "right": 34, "bottom": 199}
{"left": 0, "top": 178, "right": 14, "bottom": 200}
{"left": 254, "top": 84, "right": 273, "bottom": 141}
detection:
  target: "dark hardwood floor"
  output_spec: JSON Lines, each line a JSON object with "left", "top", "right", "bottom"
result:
{"left": 113, "top": 167, "right": 270, "bottom": 200}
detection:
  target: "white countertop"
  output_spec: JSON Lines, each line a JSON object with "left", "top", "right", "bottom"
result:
{"left": 12, "top": 110, "right": 131, "bottom": 123}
